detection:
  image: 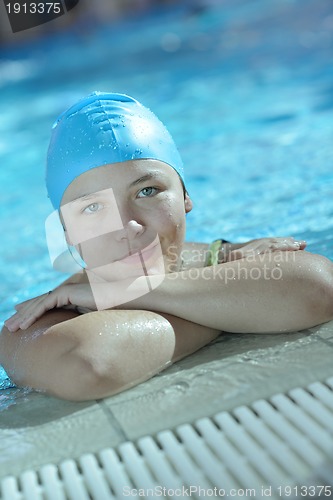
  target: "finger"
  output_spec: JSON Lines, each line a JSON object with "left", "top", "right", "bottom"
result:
{"left": 228, "top": 248, "right": 260, "bottom": 261}
{"left": 4, "top": 313, "right": 21, "bottom": 332}
{"left": 5, "top": 298, "right": 44, "bottom": 331}
{"left": 278, "top": 238, "right": 306, "bottom": 249}
{"left": 270, "top": 240, "right": 306, "bottom": 251}
{"left": 14, "top": 297, "right": 40, "bottom": 311}
{"left": 14, "top": 295, "right": 49, "bottom": 319}
{"left": 14, "top": 291, "right": 52, "bottom": 311}
{"left": 18, "top": 293, "right": 60, "bottom": 330}
{"left": 269, "top": 243, "right": 296, "bottom": 251}
{"left": 5, "top": 303, "right": 44, "bottom": 332}
{"left": 6, "top": 293, "right": 58, "bottom": 332}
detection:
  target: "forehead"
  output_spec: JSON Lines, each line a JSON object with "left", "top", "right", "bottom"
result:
{"left": 61, "top": 159, "right": 177, "bottom": 205}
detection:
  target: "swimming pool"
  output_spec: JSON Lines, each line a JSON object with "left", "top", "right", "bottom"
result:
{"left": 1, "top": 0, "right": 333, "bottom": 390}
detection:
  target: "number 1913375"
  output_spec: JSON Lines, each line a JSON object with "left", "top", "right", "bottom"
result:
{"left": 6, "top": 2, "right": 62, "bottom": 14}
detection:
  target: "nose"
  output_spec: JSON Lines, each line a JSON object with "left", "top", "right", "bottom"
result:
{"left": 115, "top": 220, "right": 145, "bottom": 243}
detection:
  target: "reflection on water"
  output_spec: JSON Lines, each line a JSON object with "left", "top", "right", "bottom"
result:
{"left": 0, "top": 386, "right": 32, "bottom": 411}
{"left": 0, "top": 367, "right": 15, "bottom": 391}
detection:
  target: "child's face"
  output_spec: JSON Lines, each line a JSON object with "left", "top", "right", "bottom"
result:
{"left": 60, "top": 159, "right": 192, "bottom": 279}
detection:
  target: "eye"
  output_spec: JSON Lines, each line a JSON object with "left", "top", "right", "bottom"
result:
{"left": 137, "top": 186, "right": 159, "bottom": 198}
{"left": 83, "top": 202, "right": 103, "bottom": 214}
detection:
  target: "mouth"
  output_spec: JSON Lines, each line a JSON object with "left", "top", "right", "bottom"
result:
{"left": 120, "top": 243, "right": 160, "bottom": 265}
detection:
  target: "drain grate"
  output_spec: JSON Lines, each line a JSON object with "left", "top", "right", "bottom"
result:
{"left": 1, "top": 378, "right": 333, "bottom": 499}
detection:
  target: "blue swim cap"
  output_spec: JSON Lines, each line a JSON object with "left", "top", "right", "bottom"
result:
{"left": 46, "top": 92, "right": 184, "bottom": 210}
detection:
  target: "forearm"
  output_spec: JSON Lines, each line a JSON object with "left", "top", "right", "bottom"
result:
{"left": 128, "top": 251, "right": 333, "bottom": 333}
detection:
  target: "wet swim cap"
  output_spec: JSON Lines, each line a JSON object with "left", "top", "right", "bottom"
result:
{"left": 46, "top": 92, "right": 184, "bottom": 210}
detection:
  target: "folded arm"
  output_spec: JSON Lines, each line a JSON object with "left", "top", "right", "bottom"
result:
{"left": 2, "top": 249, "right": 332, "bottom": 401}
{"left": 0, "top": 309, "right": 219, "bottom": 401}
{"left": 125, "top": 250, "right": 333, "bottom": 333}
{"left": 4, "top": 236, "right": 308, "bottom": 333}
{"left": 5, "top": 249, "right": 333, "bottom": 335}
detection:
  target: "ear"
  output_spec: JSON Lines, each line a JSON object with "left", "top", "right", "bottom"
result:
{"left": 184, "top": 192, "right": 193, "bottom": 214}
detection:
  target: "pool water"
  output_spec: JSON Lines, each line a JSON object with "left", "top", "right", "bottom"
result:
{"left": 1, "top": 0, "right": 333, "bottom": 388}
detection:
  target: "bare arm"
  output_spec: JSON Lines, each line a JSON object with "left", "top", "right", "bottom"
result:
{"left": 123, "top": 251, "right": 333, "bottom": 333}
{"left": 0, "top": 309, "right": 219, "bottom": 401}
{"left": 182, "top": 238, "right": 306, "bottom": 267}
{"left": 5, "top": 249, "right": 333, "bottom": 335}
{"left": 4, "top": 236, "right": 308, "bottom": 333}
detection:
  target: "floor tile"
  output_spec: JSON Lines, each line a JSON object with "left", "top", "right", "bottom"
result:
{"left": 310, "top": 320, "right": 333, "bottom": 342}
{"left": 102, "top": 325, "right": 333, "bottom": 441}
{"left": 0, "top": 392, "right": 125, "bottom": 479}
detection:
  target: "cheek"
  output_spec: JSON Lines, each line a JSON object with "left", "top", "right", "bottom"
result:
{"left": 76, "top": 231, "right": 122, "bottom": 268}
{"left": 154, "top": 199, "right": 186, "bottom": 242}
{"left": 158, "top": 210, "right": 185, "bottom": 273}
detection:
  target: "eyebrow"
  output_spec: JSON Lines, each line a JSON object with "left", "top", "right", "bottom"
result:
{"left": 69, "top": 172, "right": 164, "bottom": 204}
{"left": 128, "top": 172, "right": 161, "bottom": 188}
{"left": 71, "top": 192, "right": 105, "bottom": 205}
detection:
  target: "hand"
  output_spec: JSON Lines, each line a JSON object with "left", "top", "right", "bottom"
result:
{"left": 4, "top": 273, "right": 156, "bottom": 332}
{"left": 224, "top": 237, "right": 307, "bottom": 262}
{"left": 4, "top": 283, "right": 96, "bottom": 333}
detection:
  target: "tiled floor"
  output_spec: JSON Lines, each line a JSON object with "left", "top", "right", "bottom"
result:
{"left": 1, "top": 320, "right": 332, "bottom": 480}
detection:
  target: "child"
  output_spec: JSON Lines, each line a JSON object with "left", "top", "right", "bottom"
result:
{"left": 1, "top": 92, "right": 333, "bottom": 401}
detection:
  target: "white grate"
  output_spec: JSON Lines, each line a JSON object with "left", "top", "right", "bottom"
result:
{"left": 1, "top": 378, "right": 333, "bottom": 499}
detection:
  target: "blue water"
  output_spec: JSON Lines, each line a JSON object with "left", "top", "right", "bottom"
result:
{"left": 1, "top": 0, "right": 333, "bottom": 388}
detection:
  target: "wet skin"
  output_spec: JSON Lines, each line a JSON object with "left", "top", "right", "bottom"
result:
{"left": 60, "top": 159, "right": 193, "bottom": 279}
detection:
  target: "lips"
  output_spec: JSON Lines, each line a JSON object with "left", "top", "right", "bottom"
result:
{"left": 120, "top": 244, "right": 160, "bottom": 265}
{"left": 86, "top": 237, "right": 165, "bottom": 282}
{"left": 81, "top": 234, "right": 162, "bottom": 271}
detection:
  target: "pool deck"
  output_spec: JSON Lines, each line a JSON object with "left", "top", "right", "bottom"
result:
{"left": 1, "top": 320, "right": 333, "bottom": 480}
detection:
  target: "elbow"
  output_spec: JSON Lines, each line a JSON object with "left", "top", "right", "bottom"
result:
{"left": 305, "top": 254, "right": 333, "bottom": 325}
{"left": 312, "top": 278, "right": 333, "bottom": 325}
{"left": 40, "top": 349, "right": 120, "bottom": 402}
{"left": 47, "top": 345, "right": 146, "bottom": 402}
